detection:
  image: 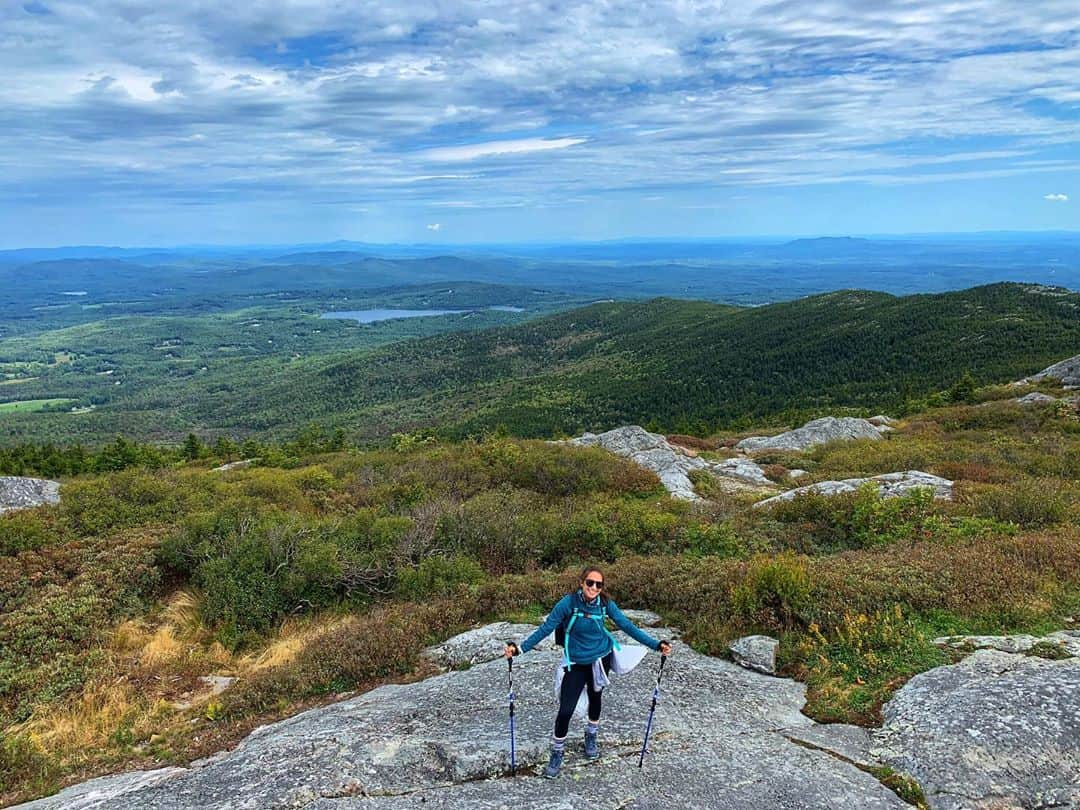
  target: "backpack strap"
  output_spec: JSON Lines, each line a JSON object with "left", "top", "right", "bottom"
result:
{"left": 562, "top": 609, "right": 581, "bottom": 669}
{"left": 562, "top": 599, "right": 621, "bottom": 670}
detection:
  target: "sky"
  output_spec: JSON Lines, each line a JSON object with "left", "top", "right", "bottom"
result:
{"left": 2, "top": 0, "right": 1078, "bottom": 247}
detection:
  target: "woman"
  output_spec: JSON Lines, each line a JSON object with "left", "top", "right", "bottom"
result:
{"left": 504, "top": 566, "right": 672, "bottom": 778}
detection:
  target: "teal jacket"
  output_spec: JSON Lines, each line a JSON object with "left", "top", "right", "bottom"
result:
{"left": 520, "top": 589, "right": 661, "bottom": 664}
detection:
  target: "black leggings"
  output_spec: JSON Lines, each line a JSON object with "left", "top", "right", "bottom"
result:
{"left": 554, "top": 654, "right": 613, "bottom": 738}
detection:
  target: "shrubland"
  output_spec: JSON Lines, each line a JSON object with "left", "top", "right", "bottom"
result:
{"left": 1, "top": 391, "right": 1079, "bottom": 804}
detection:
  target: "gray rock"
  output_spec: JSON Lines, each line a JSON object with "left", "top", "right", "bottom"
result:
{"left": 933, "top": 634, "right": 1042, "bottom": 654}
{"left": 788, "top": 468, "right": 809, "bottom": 479}
{"left": 15, "top": 768, "right": 187, "bottom": 810}
{"left": 1027, "top": 353, "right": 1080, "bottom": 388}
{"left": 422, "top": 622, "right": 555, "bottom": 669}
{"left": 1015, "top": 391, "right": 1057, "bottom": 405}
{"left": 712, "top": 457, "right": 773, "bottom": 486}
{"left": 872, "top": 650, "right": 1080, "bottom": 810}
{"left": 211, "top": 459, "right": 258, "bottom": 473}
{"left": 864, "top": 419, "right": 898, "bottom": 432}
{"left": 619, "top": 609, "right": 662, "bottom": 627}
{"left": 0, "top": 476, "right": 60, "bottom": 514}
{"left": 567, "top": 426, "right": 708, "bottom": 500}
{"left": 21, "top": 628, "right": 907, "bottom": 810}
{"left": 566, "top": 426, "right": 774, "bottom": 501}
{"left": 729, "top": 635, "right": 779, "bottom": 675}
{"left": 736, "top": 417, "right": 883, "bottom": 453}
{"left": 753, "top": 470, "right": 953, "bottom": 509}
{"left": 936, "top": 630, "right": 1080, "bottom": 658}
{"left": 780, "top": 724, "right": 877, "bottom": 770}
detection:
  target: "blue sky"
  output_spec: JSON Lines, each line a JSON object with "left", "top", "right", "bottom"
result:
{"left": 2, "top": 0, "right": 1078, "bottom": 247}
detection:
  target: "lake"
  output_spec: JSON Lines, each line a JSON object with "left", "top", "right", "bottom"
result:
{"left": 321, "top": 306, "right": 524, "bottom": 324}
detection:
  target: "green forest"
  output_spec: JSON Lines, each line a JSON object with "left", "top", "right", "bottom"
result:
{"left": 2, "top": 282, "right": 1078, "bottom": 446}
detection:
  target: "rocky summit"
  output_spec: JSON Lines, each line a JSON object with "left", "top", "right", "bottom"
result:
{"left": 0, "top": 476, "right": 60, "bottom": 514}
{"left": 19, "top": 619, "right": 1080, "bottom": 810}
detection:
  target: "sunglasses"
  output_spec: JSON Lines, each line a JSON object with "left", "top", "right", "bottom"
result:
{"left": 583, "top": 579, "right": 604, "bottom": 589}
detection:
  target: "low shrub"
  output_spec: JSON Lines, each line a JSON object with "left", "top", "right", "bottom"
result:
{"left": 731, "top": 552, "right": 813, "bottom": 631}
{"left": 0, "top": 510, "right": 55, "bottom": 556}
{"left": 794, "top": 606, "right": 947, "bottom": 724}
{"left": 965, "top": 479, "right": 1071, "bottom": 527}
{"left": 768, "top": 485, "right": 943, "bottom": 552}
{"left": 395, "top": 555, "right": 486, "bottom": 600}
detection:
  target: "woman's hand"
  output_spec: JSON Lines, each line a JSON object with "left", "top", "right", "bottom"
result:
{"left": 658, "top": 641, "right": 672, "bottom": 656}
{"left": 504, "top": 642, "right": 520, "bottom": 658}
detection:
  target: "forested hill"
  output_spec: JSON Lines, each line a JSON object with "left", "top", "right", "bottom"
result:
{"left": 196, "top": 282, "right": 1079, "bottom": 438}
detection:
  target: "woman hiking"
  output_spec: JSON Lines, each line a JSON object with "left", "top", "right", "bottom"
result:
{"left": 503, "top": 566, "right": 672, "bottom": 778}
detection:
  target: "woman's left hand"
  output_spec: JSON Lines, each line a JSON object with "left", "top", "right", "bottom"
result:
{"left": 659, "top": 641, "right": 672, "bottom": 655}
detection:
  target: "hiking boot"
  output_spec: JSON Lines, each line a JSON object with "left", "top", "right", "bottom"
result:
{"left": 543, "top": 748, "right": 565, "bottom": 778}
{"left": 584, "top": 730, "right": 600, "bottom": 760}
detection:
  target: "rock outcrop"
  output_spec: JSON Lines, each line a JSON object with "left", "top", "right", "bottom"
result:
{"left": 0, "top": 476, "right": 60, "bottom": 514}
{"left": 1015, "top": 391, "right": 1057, "bottom": 405}
{"left": 22, "top": 624, "right": 909, "bottom": 810}
{"left": 729, "top": 635, "right": 779, "bottom": 675}
{"left": 1026, "top": 352, "right": 1080, "bottom": 388}
{"left": 872, "top": 650, "right": 1080, "bottom": 810}
{"left": 753, "top": 470, "right": 953, "bottom": 509}
{"left": 736, "top": 417, "right": 884, "bottom": 453}
{"left": 933, "top": 630, "right": 1080, "bottom": 657}
{"left": 20, "top": 622, "right": 1080, "bottom": 810}
{"left": 567, "top": 426, "right": 773, "bottom": 500}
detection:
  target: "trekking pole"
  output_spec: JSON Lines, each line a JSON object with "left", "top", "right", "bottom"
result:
{"left": 637, "top": 654, "right": 667, "bottom": 768}
{"left": 506, "top": 649, "right": 517, "bottom": 775}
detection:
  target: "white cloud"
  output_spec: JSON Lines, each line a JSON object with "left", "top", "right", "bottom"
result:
{"left": 1044, "top": 193, "right": 1069, "bottom": 202}
{"left": 426, "top": 222, "right": 441, "bottom": 231}
{"left": 423, "top": 137, "right": 586, "bottom": 162}
{"left": 4, "top": 0, "right": 1080, "bottom": 240}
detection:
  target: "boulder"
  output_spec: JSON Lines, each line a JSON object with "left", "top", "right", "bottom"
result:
{"left": 568, "top": 426, "right": 708, "bottom": 500}
{"left": 619, "top": 609, "right": 663, "bottom": 627}
{"left": 1014, "top": 391, "right": 1057, "bottom": 405}
{"left": 729, "top": 635, "right": 779, "bottom": 675}
{"left": 21, "top": 626, "right": 909, "bottom": 810}
{"left": 753, "top": 470, "right": 953, "bottom": 509}
{"left": 736, "top": 417, "right": 883, "bottom": 453}
{"left": 868, "top": 415, "right": 897, "bottom": 427}
{"left": 1026, "top": 352, "right": 1080, "bottom": 388}
{"left": 0, "top": 476, "right": 60, "bottom": 514}
{"left": 711, "top": 457, "right": 773, "bottom": 486}
{"left": 567, "top": 427, "right": 775, "bottom": 500}
{"left": 211, "top": 459, "right": 258, "bottom": 473}
{"left": 872, "top": 650, "right": 1080, "bottom": 810}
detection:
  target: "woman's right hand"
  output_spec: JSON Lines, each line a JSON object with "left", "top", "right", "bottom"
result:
{"left": 504, "top": 643, "right": 519, "bottom": 658}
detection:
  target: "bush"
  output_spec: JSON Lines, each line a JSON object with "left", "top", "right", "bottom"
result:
{"left": 769, "top": 485, "right": 943, "bottom": 552}
{"left": 795, "top": 606, "right": 947, "bottom": 723}
{"left": 966, "top": 479, "right": 1071, "bottom": 527}
{"left": 162, "top": 507, "right": 413, "bottom": 644}
{"left": 732, "top": 553, "right": 813, "bottom": 631}
{"left": 395, "top": 555, "right": 486, "bottom": 600}
{"left": 0, "top": 511, "right": 54, "bottom": 555}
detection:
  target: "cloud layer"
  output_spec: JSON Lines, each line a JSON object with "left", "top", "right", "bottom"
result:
{"left": 2, "top": 1, "right": 1079, "bottom": 243}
